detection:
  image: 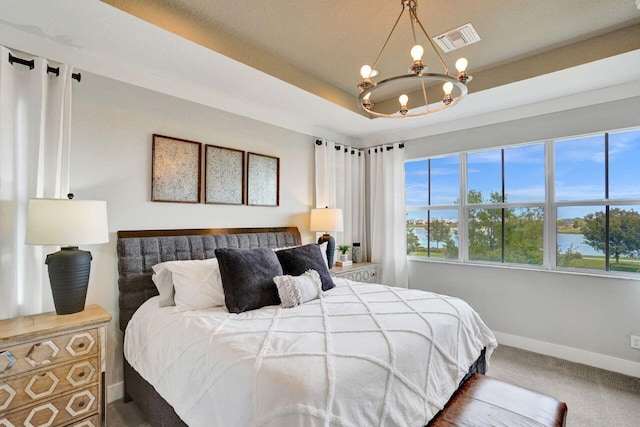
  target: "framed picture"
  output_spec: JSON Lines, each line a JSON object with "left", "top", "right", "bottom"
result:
{"left": 151, "top": 134, "right": 201, "bottom": 203}
{"left": 247, "top": 152, "right": 280, "bottom": 207}
{"left": 204, "top": 144, "right": 245, "bottom": 205}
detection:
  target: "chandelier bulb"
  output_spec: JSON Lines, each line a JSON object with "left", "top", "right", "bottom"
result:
{"left": 410, "top": 44, "right": 424, "bottom": 61}
{"left": 360, "top": 65, "right": 372, "bottom": 79}
{"left": 442, "top": 82, "right": 454, "bottom": 95}
{"left": 455, "top": 58, "right": 468, "bottom": 73}
{"left": 399, "top": 94, "right": 408, "bottom": 106}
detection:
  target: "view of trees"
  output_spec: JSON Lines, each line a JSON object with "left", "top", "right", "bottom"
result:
{"left": 582, "top": 208, "right": 640, "bottom": 264}
{"left": 467, "top": 190, "right": 543, "bottom": 264}
{"left": 407, "top": 193, "right": 640, "bottom": 270}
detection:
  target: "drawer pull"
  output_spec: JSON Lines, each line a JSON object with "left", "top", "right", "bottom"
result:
{"left": 65, "top": 390, "right": 95, "bottom": 417}
{"left": 66, "top": 333, "right": 95, "bottom": 357}
{"left": 0, "top": 350, "right": 17, "bottom": 375}
{"left": 66, "top": 361, "right": 96, "bottom": 387}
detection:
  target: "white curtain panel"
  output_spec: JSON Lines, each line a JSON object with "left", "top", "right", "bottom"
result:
{"left": 0, "top": 46, "right": 73, "bottom": 319}
{"left": 314, "top": 139, "right": 366, "bottom": 258}
{"left": 367, "top": 143, "right": 408, "bottom": 287}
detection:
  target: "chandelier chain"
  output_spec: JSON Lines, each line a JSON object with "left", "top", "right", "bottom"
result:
{"left": 371, "top": 8, "right": 405, "bottom": 72}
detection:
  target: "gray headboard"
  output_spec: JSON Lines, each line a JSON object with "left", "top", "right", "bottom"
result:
{"left": 116, "top": 226, "right": 302, "bottom": 331}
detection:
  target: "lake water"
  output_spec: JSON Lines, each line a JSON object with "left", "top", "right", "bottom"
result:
{"left": 410, "top": 227, "right": 602, "bottom": 256}
{"left": 556, "top": 233, "right": 602, "bottom": 256}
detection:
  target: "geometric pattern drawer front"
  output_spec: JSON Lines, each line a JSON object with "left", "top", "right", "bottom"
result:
{"left": 333, "top": 265, "right": 378, "bottom": 283}
{"left": 0, "top": 357, "right": 99, "bottom": 413}
{"left": 68, "top": 414, "right": 99, "bottom": 427}
{"left": 66, "top": 361, "right": 96, "bottom": 387}
{"left": 0, "top": 385, "right": 98, "bottom": 427}
{"left": 0, "top": 352, "right": 17, "bottom": 376}
{"left": 0, "top": 329, "right": 98, "bottom": 379}
{"left": 25, "top": 372, "right": 59, "bottom": 400}
{"left": 65, "top": 390, "right": 96, "bottom": 417}
{"left": 66, "top": 334, "right": 95, "bottom": 357}
{"left": 0, "top": 385, "right": 16, "bottom": 411}
{"left": 25, "top": 341, "right": 59, "bottom": 368}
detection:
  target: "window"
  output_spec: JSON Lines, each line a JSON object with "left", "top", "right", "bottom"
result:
{"left": 467, "top": 144, "right": 545, "bottom": 265}
{"left": 405, "top": 155, "right": 459, "bottom": 259}
{"left": 555, "top": 129, "right": 640, "bottom": 273}
{"left": 405, "top": 126, "right": 640, "bottom": 276}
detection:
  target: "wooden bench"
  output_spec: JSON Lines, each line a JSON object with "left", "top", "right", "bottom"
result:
{"left": 429, "top": 374, "right": 567, "bottom": 426}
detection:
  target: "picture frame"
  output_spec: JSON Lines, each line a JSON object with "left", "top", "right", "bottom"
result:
{"left": 247, "top": 152, "right": 280, "bottom": 207}
{"left": 151, "top": 134, "right": 201, "bottom": 203}
{"left": 204, "top": 144, "right": 245, "bottom": 205}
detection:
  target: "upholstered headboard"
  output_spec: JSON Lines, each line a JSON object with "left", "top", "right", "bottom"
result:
{"left": 116, "top": 227, "right": 302, "bottom": 331}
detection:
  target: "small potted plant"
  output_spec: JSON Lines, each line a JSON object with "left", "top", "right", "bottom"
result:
{"left": 338, "top": 244, "right": 350, "bottom": 262}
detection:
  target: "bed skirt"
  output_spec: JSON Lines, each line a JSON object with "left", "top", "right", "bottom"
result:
{"left": 123, "top": 348, "right": 488, "bottom": 427}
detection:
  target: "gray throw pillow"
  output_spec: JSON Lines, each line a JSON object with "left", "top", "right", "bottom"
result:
{"left": 275, "top": 244, "right": 335, "bottom": 291}
{"left": 215, "top": 247, "right": 283, "bottom": 313}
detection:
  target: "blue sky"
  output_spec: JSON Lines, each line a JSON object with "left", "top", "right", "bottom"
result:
{"left": 405, "top": 128, "right": 640, "bottom": 221}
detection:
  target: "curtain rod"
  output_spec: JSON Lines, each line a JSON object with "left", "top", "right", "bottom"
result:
{"left": 315, "top": 139, "right": 404, "bottom": 154}
{"left": 8, "top": 52, "right": 81, "bottom": 82}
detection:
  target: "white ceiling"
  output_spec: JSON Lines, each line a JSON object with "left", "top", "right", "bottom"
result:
{"left": 1, "top": 0, "right": 640, "bottom": 147}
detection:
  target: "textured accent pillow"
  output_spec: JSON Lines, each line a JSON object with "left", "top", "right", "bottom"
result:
{"left": 274, "top": 269, "right": 322, "bottom": 308}
{"left": 161, "top": 258, "right": 225, "bottom": 310}
{"left": 215, "top": 247, "right": 283, "bottom": 313}
{"left": 276, "top": 244, "right": 335, "bottom": 291}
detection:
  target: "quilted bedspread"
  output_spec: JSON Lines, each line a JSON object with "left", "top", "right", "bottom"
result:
{"left": 124, "top": 278, "right": 497, "bottom": 427}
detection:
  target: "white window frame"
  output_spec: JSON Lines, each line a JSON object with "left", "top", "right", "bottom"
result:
{"left": 406, "top": 127, "right": 640, "bottom": 279}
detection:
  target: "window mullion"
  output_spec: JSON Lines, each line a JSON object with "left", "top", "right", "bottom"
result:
{"left": 460, "top": 153, "right": 468, "bottom": 262}
{"left": 545, "top": 139, "right": 555, "bottom": 269}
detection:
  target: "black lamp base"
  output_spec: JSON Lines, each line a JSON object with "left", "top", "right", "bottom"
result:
{"left": 46, "top": 247, "right": 93, "bottom": 315}
{"left": 317, "top": 234, "right": 335, "bottom": 269}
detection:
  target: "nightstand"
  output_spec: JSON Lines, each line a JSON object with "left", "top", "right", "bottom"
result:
{"left": 331, "top": 262, "right": 379, "bottom": 283}
{"left": 0, "top": 305, "right": 111, "bottom": 427}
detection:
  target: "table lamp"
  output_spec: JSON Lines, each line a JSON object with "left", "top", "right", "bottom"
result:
{"left": 310, "top": 207, "right": 343, "bottom": 268}
{"left": 26, "top": 194, "right": 109, "bottom": 315}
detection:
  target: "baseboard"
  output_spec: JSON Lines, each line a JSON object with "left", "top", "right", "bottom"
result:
{"left": 107, "top": 381, "right": 125, "bottom": 403}
{"left": 493, "top": 331, "right": 640, "bottom": 378}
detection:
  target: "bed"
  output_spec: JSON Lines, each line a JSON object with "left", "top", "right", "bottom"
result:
{"left": 117, "top": 227, "right": 497, "bottom": 426}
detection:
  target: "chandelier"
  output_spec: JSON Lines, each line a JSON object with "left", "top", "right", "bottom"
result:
{"left": 357, "top": 0, "right": 471, "bottom": 118}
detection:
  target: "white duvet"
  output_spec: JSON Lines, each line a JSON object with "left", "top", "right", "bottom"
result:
{"left": 125, "top": 278, "right": 497, "bottom": 427}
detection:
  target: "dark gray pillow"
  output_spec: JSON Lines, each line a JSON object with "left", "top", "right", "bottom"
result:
{"left": 276, "top": 244, "right": 335, "bottom": 291}
{"left": 214, "top": 247, "right": 283, "bottom": 313}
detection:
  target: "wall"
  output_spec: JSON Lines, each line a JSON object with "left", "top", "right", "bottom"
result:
{"left": 405, "top": 96, "right": 640, "bottom": 376}
{"left": 71, "top": 73, "right": 316, "bottom": 399}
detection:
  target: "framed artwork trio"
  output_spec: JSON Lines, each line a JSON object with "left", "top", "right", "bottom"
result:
{"left": 151, "top": 134, "right": 279, "bottom": 207}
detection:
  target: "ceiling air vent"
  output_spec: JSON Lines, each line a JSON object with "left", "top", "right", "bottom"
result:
{"left": 433, "top": 23, "right": 481, "bottom": 53}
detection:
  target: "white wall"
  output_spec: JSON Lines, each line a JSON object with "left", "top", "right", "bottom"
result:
{"left": 70, "top": 73, "right": 316, "bottom": 399}
{"left": 404, "top": 96, "right": 640, "bottom": 376}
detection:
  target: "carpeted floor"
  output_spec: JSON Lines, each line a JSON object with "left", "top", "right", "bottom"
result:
{"left": 108, "top": 345, "right": 640, "bottom": 426}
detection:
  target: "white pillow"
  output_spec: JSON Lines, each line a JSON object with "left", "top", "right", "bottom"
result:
{"left": 152, "top": 258, "right": 224, "bottom": 310}
{"left": 273, "top": 269, "right": 322, "bottom": 308}
{"left": 151, "top": 263, "right": 176, "bottom": 307}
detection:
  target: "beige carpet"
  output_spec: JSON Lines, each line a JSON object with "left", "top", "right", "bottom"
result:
{"left": 108, "top": 345, "right": 640, "bottom": 426}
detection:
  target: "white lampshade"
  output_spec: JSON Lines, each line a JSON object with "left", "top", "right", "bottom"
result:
{"left": 309, "top": 208, "right": 344, "bottom": 233}
{"left": 26, "top": 198, "right": 109, "bottom": 246}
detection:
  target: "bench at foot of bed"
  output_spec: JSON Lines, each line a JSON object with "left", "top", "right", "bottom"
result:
{"left": 428, "top": 374, "right": 567, "bottom": 427}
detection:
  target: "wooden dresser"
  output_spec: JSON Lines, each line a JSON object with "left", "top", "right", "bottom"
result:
{"left": 0, "top": 305, "right": 111, "bottom": 427}
{"left": 331, "top": 262, "right": 379, "bottom": 283}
